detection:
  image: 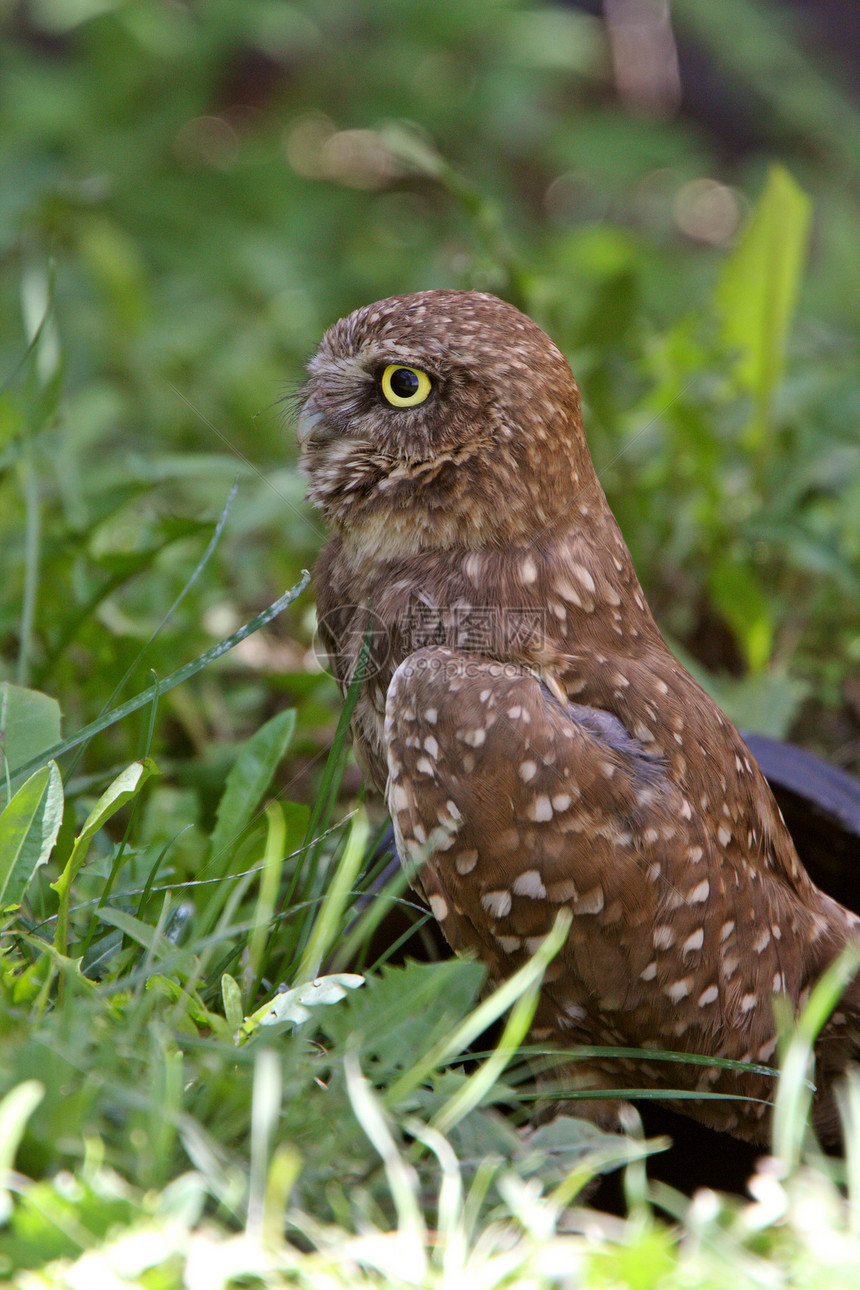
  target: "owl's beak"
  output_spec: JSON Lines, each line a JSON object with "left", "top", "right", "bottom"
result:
{"left": 295, "top": 404, "right": 324, "bottom": 445}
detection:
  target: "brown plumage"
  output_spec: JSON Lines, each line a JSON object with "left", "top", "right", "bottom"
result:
{"left": 299, "top": 289, "right": 860, "bottom": 1144}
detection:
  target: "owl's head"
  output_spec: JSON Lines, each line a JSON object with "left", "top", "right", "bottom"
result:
{"left": 298, "top": 290, "right": 592, "bottom": 555}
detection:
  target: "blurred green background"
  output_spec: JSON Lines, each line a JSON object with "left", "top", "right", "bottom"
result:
{"left": 2, "top": 0, "right": 859, "bottom": 809}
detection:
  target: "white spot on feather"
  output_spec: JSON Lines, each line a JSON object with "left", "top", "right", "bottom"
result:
{"left": 390, "top": 784, "right": 409, "bottom": 812}
{"left": 512, "top": 870, "right": 546, "bottom": 898}
{"left": 520, "top": 555, "right": 538, "bottom": 584}
{"left": 455, "top": 849, "right": 478, "bottom": 874}
{"left": 429, "top": 895, "right": 449, "bottom": 921}
{"left": 481, "top": 889, "right": 512, "bottom": 918}
{"left": 682, "top": 929, "right": 704, "bottom": 955}
{"left": 528, "top": 795, "right": 553, "bottom": 822}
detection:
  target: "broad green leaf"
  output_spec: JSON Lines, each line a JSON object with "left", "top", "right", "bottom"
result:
{"left": 95, "top": 904, "right": 176, "bottom": 956}
{"left": 15, "top": 932, "right": 91, "bottom": 988}
{"left": 316, "top": 959, "right": 487, "bottom": 1097}
{"left": 715, "top": 672, "right": 810, "bottom": 741}
{"left": 0, "top": 683, "right": 61, "bottom": 804}
{"left": 52, "top": 758, "right": 158, "bottom": 964}
{"left": 716, "top": 164, "right": 811, "bottom": 446}
{"left": 0, "top": 762, "right": 63, "bottom": 908}
{"left": 52, "top": 758, "right": 159, "bottom": 901}
{"left": 222, "top": 972, "right": 244, "bottom": 1035}
{"left": 210, "top": 709, "right": 296, "bottom": 861}
{"left": 708, "top": 557, "right": 773, "bottom": 671}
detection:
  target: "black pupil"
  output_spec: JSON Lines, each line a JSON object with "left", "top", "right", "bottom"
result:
{"left": 390, "top": 368, "right": 421, "bottom": 399}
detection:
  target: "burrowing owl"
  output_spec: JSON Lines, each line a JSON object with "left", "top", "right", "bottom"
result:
{"left": 299, "top": 289, "right": 860, "bottom": 1144}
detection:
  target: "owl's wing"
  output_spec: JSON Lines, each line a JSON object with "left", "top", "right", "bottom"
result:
{"left": 383, "top": 647, "right": 814, "bottom": 1080}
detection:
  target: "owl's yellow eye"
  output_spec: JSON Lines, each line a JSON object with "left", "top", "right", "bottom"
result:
{"left": 380, "top": 364, "right": 432, "bottom": 408}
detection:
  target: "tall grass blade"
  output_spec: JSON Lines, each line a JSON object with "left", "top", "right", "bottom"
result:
{"left": 293, "top": 810, "right": 370, "bottom": 985}
{"left": 10, "top": 571, "right": 310, "bottom": 787}
{"left": 387, "top": 909, "right": 572, "bottom": 1107}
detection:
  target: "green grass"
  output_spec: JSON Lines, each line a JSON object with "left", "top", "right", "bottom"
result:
{"left": 2, "top": 0, "right": 860, "bottom": 1283}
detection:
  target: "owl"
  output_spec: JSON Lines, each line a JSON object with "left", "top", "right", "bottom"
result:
{"left": 299, "top": 289, "right": 860, "bottom": 1144}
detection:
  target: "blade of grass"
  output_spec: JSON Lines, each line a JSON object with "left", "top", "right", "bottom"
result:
{"left": 16, "top": 455, "right": 41, "bottom": 689}
{"left": 78, "top": 679, "right": 163, "bottom": 961}
{"left": 387, "top": 909, "right": 572, "bottom": 1107}
{"left": 330, "top": 862, "right": 412, "bottom": 974}
{"left": 344, "top": 1047, "right": 427, "bottom": 1279}
{"left": 516, "top": 1087, "right": 770, "bottom": 1107}
{"left": 772, "top": 944, "right": 860, "bottom": 1168}
{"left": 10, "top": 571, "right": 310, "bottom": 787}
{"left": 404, "top": 1118, "right": 465, "bottom": 1280}
{"left": 1, "top": 258, "right": 55, "bottom": 395}
{"left": 526, "top": 1044, "right": 779, "bottom": 1080}
{"left": 293, "top": 810, "right": 370, "bottom": 985}
{"left": 291, "top": 625, "right": 371, "bottom": 901}
{"left": 269, "top": 622, "right": 371, "bottom": 983}
{"left": 247, "top": 1048, "right": 282, "bottom": 1238}
{"left": 247, "top": 802, "right": 287, "bottom": 999}
{"left": 62, "top": 481, "right": 237, "bottom": 783}
{"left": 431, "top": 958, "right": 542, "bottom": 1135}
{"left": 52, "top": 758, "right": 158, "bottom": 999}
